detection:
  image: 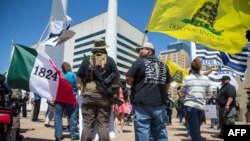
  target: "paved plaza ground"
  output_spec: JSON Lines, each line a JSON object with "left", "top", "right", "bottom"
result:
{"left": 19, "top": 111, "right": 227, "bottom": 141}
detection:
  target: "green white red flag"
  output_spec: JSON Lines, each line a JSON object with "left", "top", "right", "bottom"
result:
{"left": 7, "top": 44, "right": 77, "bottom": 106}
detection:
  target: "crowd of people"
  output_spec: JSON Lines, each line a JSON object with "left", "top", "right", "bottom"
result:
{"left": 15, "top": 38, "right": 243, "bottom": 141}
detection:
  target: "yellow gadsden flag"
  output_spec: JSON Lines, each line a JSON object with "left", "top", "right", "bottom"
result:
{"left": 166, "top": 59, "right": 188, "bottom": 85}
{"left": 147, "top": 0, "right": 250, "bottom": 54}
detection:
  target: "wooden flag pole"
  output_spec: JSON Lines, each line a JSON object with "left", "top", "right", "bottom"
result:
{"left": 35, "top": 16, "right": 54, "bottom": 49}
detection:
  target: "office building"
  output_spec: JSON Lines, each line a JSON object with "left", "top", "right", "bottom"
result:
{"left": 159, "top": 41, "right": 191, "bottom": 69}
{"left": 159, "top": 41, "right": 191, "bottom": 99}
{"left": 46, "top": 12, "right": 145, "bottom": 80}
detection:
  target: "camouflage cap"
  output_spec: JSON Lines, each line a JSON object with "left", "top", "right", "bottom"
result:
{"left": 92, "top": 38, "right": 109, "bottom": 49}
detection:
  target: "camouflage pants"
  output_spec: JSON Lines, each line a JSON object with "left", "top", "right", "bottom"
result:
{"left": 81, "top": 92, "right": 111, "bottom": 141}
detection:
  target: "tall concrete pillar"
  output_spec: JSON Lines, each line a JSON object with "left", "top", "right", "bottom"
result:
{"left": 190, "top": 42, "right": 196, "bottom": 60}
{"left": 105, "top": 0, "right": 118, "bottom": 62}
{"left": 105, "top": 0, "right": 117, "bottom": 139}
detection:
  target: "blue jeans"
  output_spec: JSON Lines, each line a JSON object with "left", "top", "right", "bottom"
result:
{"left": 134, "top": 105, "right": 168, "bottom": 141}
{"left": 185, "top": 120, "right": 190, "bottom": 136}
{"left": 54, "top": 103, "right": 79, "bottom": 140}
{"left": 178, "top": 109, "right": 184, "bottom": 123}
{"left": 185, "top": 106, "right": 202, "bottom": 141}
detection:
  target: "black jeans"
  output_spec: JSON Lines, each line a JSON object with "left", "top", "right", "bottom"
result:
{"left": 21, "top": 102, "right": 27, "bottom": 117}
{"left": 219, "top": 106, "right": 236, "bottom": 137}
{"left": 32, "top": 100, "right": 41, "bottom": 121}
{"left": 166, "top": 109, "right": 172, "bottom": 124}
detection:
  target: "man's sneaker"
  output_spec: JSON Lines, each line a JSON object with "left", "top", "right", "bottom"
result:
{"left": 71, "top": 137, "right": 79, "bottom": 140}
{"left": 55, "top": 137, "right": 64, "bottom": 141}
{"left": 63, "top": 126, "right": 70, "bottom": 132}
{"left": 31, "top": 119, "right": 39, "bottom": 122}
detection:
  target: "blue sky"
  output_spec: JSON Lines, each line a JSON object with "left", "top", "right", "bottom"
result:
{"left": 0, "top": 0, "right": 178, "bottom": 73}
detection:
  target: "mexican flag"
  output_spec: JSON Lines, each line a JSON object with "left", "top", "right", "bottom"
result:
{"left": 7, "top": 44, "right": 77, "bottom": 106}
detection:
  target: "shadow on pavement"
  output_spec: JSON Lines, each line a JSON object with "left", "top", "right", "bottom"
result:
{"left": 123, "top": 129, "right": 133, "bottom": 133}
{"left": 176, "top": 133, "right": 222, "bottom": 141}
{"left": 211, "top": 134, "right": 223, "bottom": 140}
{"left": 20, "top": 128, "right": 35, "bottom": 133}
{"left": 181, "top": 136, "right": 221, "bottom": 141}
{"left": 62, "top": 134, "right": 71, "bottom": 139}
{"left": 31, "top": 119, "right": 45, "bottom": 123}
{"left": 181, "top": 137, "right": 207, "bottom": 141}
{"left": 174, "top": 133, "right": 189, "bottom": 138}
{"left": 201, "top": 130, "right": 218, "bottom": 135}
{"left": 23, "top": 138, "right": 54, "bottom": 141}
{"left": 170, "top": 127, "right": 188, "bottom": 131}
{"left": 181, "top": 139, "right": 192, "bottom": 141}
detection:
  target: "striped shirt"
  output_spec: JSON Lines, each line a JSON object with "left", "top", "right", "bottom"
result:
{"left": 180, "top": 74, "right": 213, "bottom": 110}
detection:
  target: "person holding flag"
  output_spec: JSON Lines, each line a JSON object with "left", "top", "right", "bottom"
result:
{"left": 180, "top": 58, "right": 213, "bottom": 141}
{"left": 54, "top": 62, "right": 79, "bottom": 141}
{"left": 7, "top": 44, "right": 77, "bottom": 106}
{"left": 6, "top": 44, "right": 78, "bottom": 140}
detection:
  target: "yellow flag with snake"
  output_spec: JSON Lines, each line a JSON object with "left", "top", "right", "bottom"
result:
{"left": 148, "top": 0, "right": 250, "bottom": 54}
{"left": 166, "top": 59, "right": 188, "bottom": 85}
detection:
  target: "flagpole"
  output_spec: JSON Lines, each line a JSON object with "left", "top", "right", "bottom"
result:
{"left": 10, "top": 39, "right": 15, "bottom": 53}
{"left": 5, "top": 40, "right": 16, "bottom": 75}
{"left": 140, "top": 0, "right": 157, "bottom": 46}
{"left": 35, "top": 16, "right": 54, "bottom": 49}
{"left": 10, "top": 40, "right": 15, "bottom": 61}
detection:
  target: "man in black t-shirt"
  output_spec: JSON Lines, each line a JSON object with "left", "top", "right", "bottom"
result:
{"left": 126, "top": 42, "right": 172, "bottom": 141}
{"left": 217, "top": 76, "right": 237, "bottom": 138}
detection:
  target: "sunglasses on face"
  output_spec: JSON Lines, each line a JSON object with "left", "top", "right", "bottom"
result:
{"left": 140, "top": 48, "right": 150, "bottom": 51}
{"left": 92, "top": 49, "right": 105, "bottom": 54}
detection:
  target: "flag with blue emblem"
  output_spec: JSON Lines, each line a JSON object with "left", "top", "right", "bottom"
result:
{"left": 196, "top": 43, "right": 250, "bottom": 81}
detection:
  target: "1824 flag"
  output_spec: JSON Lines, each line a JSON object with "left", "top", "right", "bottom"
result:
{"left": 7, "top": 44, "right": 77, "bottom": 105}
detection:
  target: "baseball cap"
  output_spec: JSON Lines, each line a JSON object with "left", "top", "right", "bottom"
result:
{"left": 136, "top": 42, "right": 155, "bottom": 52}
